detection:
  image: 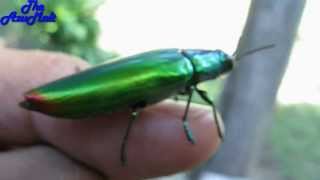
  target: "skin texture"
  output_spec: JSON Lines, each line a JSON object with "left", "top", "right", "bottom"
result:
{"left": 0, "top": 48, "right": 221, "bottom": 180}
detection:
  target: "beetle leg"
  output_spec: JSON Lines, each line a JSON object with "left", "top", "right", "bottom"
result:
{"left": 120, "top": 110, "right": 140, "bottom": 166}
{"left": 195, "top": 88, "right": 225, "bottom": 140}
{"left": 182, "top": 87, "right": 196, "bottom": 144}
{"left": 173, "top": 89, "right": 190, "bottom": 101}
{"left": 210, "top": 101, "right": 225, "bottom": 140}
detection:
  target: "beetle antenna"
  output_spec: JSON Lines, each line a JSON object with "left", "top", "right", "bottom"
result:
{"left": 233, "top": 44, "right": 275, "bottom": 61}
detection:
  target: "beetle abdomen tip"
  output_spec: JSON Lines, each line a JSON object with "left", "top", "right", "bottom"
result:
{"left": 20, "top": 91, "right": 48, "bottom": 112}
{"left": 19, "top": 100, "right": 32, "bottom": 110}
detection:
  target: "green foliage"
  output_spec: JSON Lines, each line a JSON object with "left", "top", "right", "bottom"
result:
{"left": 0, "top": 0, "right": 117, "bottom": 64}
{"left": 271, "top": 104, "right": 320, "bottom": 180}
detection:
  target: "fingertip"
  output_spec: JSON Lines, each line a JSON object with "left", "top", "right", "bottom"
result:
{"left": 29, "top": 101, "right": 221, "bottom": 179}
{"left": 107, "top": 101, "right": 221, "bottom": 179}
{"left": 125, "top": 101, "right": 221, "bottom": 178}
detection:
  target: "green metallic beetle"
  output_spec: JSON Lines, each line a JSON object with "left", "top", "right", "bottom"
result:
{"left": 20, "top": 45, "right": 274, "bottom": 165}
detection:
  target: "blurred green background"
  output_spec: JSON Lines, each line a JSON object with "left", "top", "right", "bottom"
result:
{"left": 272, "top": 104, "right": 320, "bottom": 180}
{"left": 0, "top": 1, "right": 318, "bottom": 180}
{"left": 0, "top": 0, "right": 118, "bottom": 64}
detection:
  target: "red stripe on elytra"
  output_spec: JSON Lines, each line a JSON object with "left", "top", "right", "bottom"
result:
{"left": 24, "top": 91, "right": 59, "bottom": 114}
{"left": 25, "top": 91, "right": 46, "bottom": 103}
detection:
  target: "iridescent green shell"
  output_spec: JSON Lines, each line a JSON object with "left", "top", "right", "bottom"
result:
{"left": 21, "top": 49, "right": 233, "bottom": 119}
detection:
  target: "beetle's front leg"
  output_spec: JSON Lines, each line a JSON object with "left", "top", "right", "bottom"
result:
{"left": 195, "top": 88, "right": 225, "bottom": 140}
{"left": 181, "top": 87, "right": 196, "bottom": 144}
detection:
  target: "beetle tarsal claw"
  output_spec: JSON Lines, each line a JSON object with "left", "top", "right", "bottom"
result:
{"left": 120, "top": 110, "right": 140, "bottom": 166}
{"left": 215, "top": 112, "right": 225, "bottom": 141}
{"left": 183, "top": 121, "right": 196, "bottom": 144}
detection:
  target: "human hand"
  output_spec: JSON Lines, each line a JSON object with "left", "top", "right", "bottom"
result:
{"left": 0, "top": 48, "right": 221, "bottom": 180}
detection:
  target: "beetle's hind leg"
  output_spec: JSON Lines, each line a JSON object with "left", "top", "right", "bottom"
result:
{"left": 195, "top": 88, "right": 225, "bottom": 140}
{"left": 181, "top": 87, "right": 196, "bottom": 144}
{"left": 120, "top": 109, "right": 140, "bottom": 166}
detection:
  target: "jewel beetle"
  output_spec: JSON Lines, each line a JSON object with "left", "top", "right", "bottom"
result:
{"left": 20, "top": 45, "right": 274, "bottom": 165}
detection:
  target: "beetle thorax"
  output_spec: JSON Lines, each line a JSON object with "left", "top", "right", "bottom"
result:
{"left": 181, "top": 49, "right": 234, "bottom": 84}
